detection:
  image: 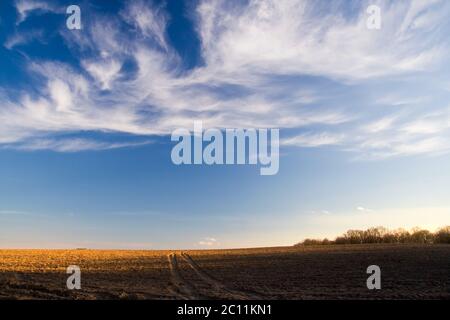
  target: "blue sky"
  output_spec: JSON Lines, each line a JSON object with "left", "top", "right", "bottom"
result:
{"left": 0, "top": 0, "right": 449, "bottom": 249}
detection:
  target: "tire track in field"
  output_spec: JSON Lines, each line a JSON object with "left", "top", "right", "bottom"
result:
{"left": 167, "top": 253, "right": 204, "bottom": 300}
{"left": 180, "top": 252, "right": 263, "bottom": 300}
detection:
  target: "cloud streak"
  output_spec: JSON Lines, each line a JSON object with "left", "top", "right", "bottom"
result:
{"left": 198, "top": 237, "right": 219, "bottom": 247}
{"left": 15, "top": 0, "right": 60, "bottom": 24}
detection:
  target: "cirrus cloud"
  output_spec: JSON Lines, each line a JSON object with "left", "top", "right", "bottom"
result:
{"left": 0, "top": 0, "right": 449, "bottom": 159}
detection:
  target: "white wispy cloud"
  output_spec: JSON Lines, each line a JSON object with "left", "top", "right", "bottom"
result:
{"left": 198, "top": 237, "right": 219, "bottom": 247}
{"left": 83, "top": 59, "right": 123, "bottom": 90}
{"left": 4, "top": 29, "right": 45, "bottom": 49}
{"left": 6, "top": 138, "right": 152, "bottom": 152}
{"left": 1, "top": 0, "right": 450, "bottom": 157}
{"left": 15, "top": 0, "right": 59, "bottom": 24}
{"left": 121, "top": 0, "right": 169, "bottom": 51}
{"left": 365, "top": 116, "right": 397, "bottom": 133}
{"left": 283, "top": 133, "right": 344, "bottom": 147}
{"left": 195, "top": 0, "right": 448, "bottom": 80}
{"left": 0, "top": 210, "right": 30, "bottom": 215}
{"left": 356, "top": 206, "right": 374, "bottom": 213}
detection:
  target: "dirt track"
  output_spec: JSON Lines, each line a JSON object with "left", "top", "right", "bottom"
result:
{"left": 168, "top": 253, "right": 262, "bottom": 300}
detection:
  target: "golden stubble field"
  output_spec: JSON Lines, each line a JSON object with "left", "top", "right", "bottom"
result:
{"left": 0, "top": 244, "right": 449, "bottom": 300}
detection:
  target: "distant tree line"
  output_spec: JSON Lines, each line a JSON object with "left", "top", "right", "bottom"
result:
{"left": 295, "top": 226, "right": 450, "bottom": 246}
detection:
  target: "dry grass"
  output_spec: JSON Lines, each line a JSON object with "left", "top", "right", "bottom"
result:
{"left": 0, "top": 249, "right": 173, "bottom": 299}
